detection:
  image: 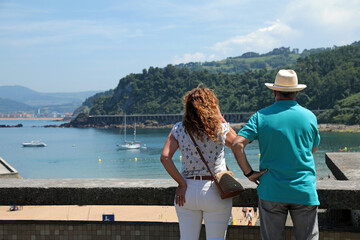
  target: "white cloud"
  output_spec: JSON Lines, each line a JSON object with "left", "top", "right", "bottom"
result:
{"left": 211, "top": 19, "right": 300, "bottom": 56}
{"left": 285, "top": 0, "right": 360, "bottom": 32}
{"left": 172, "top": 52, "right": 217, "bottom": 64}
{"left": 171, "top": 18, "right": 303, "bottom": 64}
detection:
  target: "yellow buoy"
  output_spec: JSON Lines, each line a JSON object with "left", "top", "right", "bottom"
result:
{"left": 258, "top": 153, "right": 261, "bottom": 157}
{"left": 180, "top": 156, "right": 182, "bottom": 161}
{"left": 135, "top": 157, "right": 138, "bottom": 162}
{"left": 344, "top": 147, "right": 347, "bottom": 151}
{"left": 98, "top": 158, "right": 101, "bottom": 163}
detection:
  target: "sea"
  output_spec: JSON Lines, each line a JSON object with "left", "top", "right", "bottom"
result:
{"left": 1, "top": 119, "right": 359, "bottom": 180}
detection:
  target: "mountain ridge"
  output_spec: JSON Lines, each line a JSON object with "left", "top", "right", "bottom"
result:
{"left": 0, "top": 85, "right": 100, "bottom": 106}
{"left": 0, "top": 85, "right": 101, "bottom": 114}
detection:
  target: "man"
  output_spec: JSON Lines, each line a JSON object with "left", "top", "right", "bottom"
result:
{"left": 231, "top": 69, "right": 320, "bottom": 240}
{"left": 247, "top": 209, "right": 253, "bottom": 226}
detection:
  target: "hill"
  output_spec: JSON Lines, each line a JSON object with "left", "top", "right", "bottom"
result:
{"left": 0, "top": 98, "right": 36, "bottom": 113}
{"left": 0, "top": 85, "right": 101, "bottom": 114}
{"left": 174, "top": 46, "right": 336, "bottom": 74}
{"left": 74, "top": 41, "right": 360, "bottom": 124}
{"left": 0, "top": 85, "right": 99, "bottom": 106}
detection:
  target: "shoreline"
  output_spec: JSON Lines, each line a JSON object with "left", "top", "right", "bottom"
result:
{"left": 0, "top": 118, "right": 65, "bottom": 121}
{"left": 317, "top": 124, "right": 360, "bottom": 133}
{"left": 1, "top": 118, "right": 360, "bottom": 132}
{"left": 64, "top": 123, "right": 360, "bottom": 133}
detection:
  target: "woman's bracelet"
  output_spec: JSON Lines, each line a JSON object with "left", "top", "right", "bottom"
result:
{"left": 244, "top": 170, "right": 255, "bottom": 178}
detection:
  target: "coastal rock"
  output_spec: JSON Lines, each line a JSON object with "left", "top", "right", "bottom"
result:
{"left": 0, "top": 124, "right": 23, "bottom": 128}
{"left": 43, "top": 125, "right": 60, "bottom": 128}
{"left": 60, "top": 113, "right": 90, "bottom": 128}
{"left": 144, "top": 120, "right": 159, "bottom": 127}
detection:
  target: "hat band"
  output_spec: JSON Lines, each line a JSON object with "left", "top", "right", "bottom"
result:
{"left": 272, "top": 84, "right": 299, "bottom": 88}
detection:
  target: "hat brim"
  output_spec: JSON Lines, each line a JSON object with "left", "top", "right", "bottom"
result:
{"left": 265, "top": 83, "right": 307, "bottom": 92}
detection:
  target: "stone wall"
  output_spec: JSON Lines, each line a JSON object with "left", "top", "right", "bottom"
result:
{"left": 0, "top": 152, "right": 359, "bottom": 239}
{"left": 0, "top": 220, "right": 358, "bottom": 240}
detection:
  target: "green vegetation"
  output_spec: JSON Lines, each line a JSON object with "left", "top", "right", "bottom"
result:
{"left": 317, "top": 92, "right": 360, "bottom": 124}
{"left": 75, "top": 42, "right": 360, "bottom": 125}
{"left": 0, "top": 97, "right": 35, "bottom": 113}
{"left": 176, "top": 47, "right": 300, "bottom": 74}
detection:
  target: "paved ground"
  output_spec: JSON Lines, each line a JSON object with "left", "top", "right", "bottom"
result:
{"left": 0, "top": 206, "right": 258, "bottom": 226}
{"left": 0, "top": 158, "right": 11, "bottom": 175}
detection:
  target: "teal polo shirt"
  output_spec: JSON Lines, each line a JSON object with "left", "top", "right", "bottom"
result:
{"left": 239, "top": 100, "right": 320, "bottom": 205}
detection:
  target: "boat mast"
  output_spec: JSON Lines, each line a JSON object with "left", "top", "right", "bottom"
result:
{"left": 124, "top": 113, "right": 126, "bottom": 142}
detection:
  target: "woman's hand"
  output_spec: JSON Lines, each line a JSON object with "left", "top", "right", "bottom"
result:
{"left": 175, "top": 183, "right": 187, "bottom": 207}
{"left": 248, "top": 169, "right": 268, "bottom": 185}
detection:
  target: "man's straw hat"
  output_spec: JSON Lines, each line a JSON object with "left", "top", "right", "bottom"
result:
{"left": 265, "top": 69, "right": 306, "bottom": 92}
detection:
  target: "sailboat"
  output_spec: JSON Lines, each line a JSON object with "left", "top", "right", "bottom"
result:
{"left": 117, "top": 114, "right": 141, "bottom": 150}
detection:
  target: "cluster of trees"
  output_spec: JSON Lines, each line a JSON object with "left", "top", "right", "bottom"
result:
{"left": 76, "top": 42, "right": 360, "bottom": 124}
{"left": 86, "top": 67, "right": 276, "bottom": 115}
{"left": 176, "top": 47, "right": 300, "bottom": 74}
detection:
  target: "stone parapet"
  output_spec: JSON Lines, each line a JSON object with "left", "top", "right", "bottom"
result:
{"left": 0, "top": 178, "right": 359, "bottom": 210}
{"left": 326, "top": 152, "right": 360, "bottom": 180}
{"left": 0, "top": 157, "right": 21, "bottom": 179}
{"left": 325, "top": 152, "right": 360, "bottom": 228}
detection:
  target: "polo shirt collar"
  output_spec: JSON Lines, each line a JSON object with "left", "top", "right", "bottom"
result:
{"left": 274, "top": 100, "right": 298, "bottom": 107}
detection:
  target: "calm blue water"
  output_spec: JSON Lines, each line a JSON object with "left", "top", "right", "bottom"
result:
{"left": 0, "top": 119, "right": 359, "bottom": 179}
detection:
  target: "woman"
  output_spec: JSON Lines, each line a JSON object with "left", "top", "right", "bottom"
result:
{"left": 160, "top": 87, "right": 237, "bottom": 240}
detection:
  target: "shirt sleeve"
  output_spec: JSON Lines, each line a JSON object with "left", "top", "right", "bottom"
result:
{"left": 222, "top": 122, "right": 230, "bottom": 135}
{"left": 218, "top": 122, "right": 230, "bottom": 143}
{"left": 171, "top": 122, "right": 182, "bottom": 141}
{"left": 313, "top": 124, "right": 320, "bottom": 148}
{"left": 238, "top": 112, "right": 259, "bottom": 141}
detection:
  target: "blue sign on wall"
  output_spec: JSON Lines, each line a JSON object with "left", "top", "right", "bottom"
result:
{"left": 102, "top": 214, "right": 115, "bottom": 221}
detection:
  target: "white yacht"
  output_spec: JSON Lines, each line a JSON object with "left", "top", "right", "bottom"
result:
{"left": 22, "top": 140, "right": 47, "bottom": 147}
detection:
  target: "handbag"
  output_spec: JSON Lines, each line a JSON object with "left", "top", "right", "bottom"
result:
{"left": 188, "top": 132, "right": 245, "bottom": 199}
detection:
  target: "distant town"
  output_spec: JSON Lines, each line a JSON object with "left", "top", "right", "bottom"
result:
{"left": 0, "top": 110, "right": 73, "bottom": 119}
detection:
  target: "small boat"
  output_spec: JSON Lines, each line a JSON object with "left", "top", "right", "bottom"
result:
{"left": 22, "top": 140, "right": 47, "bottom": 147}
{"left": 117, "top": 142, "right": 141, "bottom": 150}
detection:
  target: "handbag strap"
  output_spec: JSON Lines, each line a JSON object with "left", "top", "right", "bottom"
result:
{"left": 187, "top": 131, "right": 216, "bottom": 180}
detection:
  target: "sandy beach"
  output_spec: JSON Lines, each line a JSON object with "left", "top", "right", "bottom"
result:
{"left": 0, "top": 206, "right": 258, "bottom": 226}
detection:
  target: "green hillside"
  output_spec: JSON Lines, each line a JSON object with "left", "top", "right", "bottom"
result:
{"left": 174, "top": 46, "right": 335, "bottom": 74}
{"left": 75, "top": 42, "right": 360, "bottom": 124}
{"left": 0, "top": 98, "right": 36, "bottom": 113}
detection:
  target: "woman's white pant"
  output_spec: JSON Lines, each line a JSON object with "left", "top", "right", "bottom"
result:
{"left": 175, "top": 178, "right": 232, "bottom": 240}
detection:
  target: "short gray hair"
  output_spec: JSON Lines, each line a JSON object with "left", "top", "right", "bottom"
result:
{"left": 276, "top": 91, "right": 297, "bottom": 99}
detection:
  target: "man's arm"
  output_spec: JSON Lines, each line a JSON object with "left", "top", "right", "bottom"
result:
{"left": 231, "top": 135, "right": 267, "bottom": 185}
{"left": 312, "top": 146, "right": 318, "bottom": 154}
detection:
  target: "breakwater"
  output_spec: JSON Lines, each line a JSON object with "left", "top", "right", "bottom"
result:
{"left": 65, "top": 110, "right": 332, "bottom": 128}
{"left": 65, "top": 112, "right": 254, "bottom": 128}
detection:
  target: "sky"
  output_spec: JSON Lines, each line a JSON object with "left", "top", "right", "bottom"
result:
{"left": 0, "top": 0, "right": 359, "bottom": 93}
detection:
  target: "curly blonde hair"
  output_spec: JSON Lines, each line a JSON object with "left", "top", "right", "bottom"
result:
{"left": 183, "top": 87, "right": 222, "bottom": 143}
